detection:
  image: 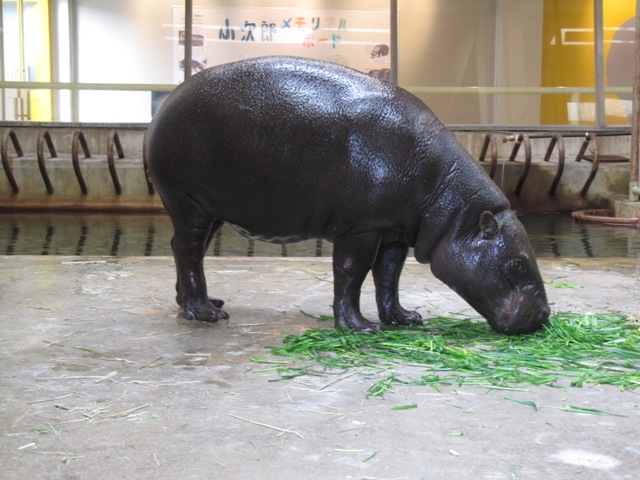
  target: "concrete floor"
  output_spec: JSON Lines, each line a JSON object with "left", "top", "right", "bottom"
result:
{"left": 1, "top": 255, "right": 639, "bottom": 479}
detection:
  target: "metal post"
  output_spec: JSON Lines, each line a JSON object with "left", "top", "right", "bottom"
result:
{"left": 493, "top": 0, "right": 502, "bottom": 124}
{"left": 630, "top": 0, "right": 640, "bottom": 199}
{"left": 183, "top": 0, "right": 193, "bottom": 81}
{"left": 50, "top": 0, "right": 59, "bottom": 121}
{"left": 17, "top": 0, "right": 24, "bottom": 81}
{"left": 594, "top": 0, "right": 606, "bottom": 127}
{"left": 69, "top": 0, "right": 79, "bottom": 122}
{"left": 17, "top": 0, "right": 26, "bottom": 119}
{"left": 0, "top": 2, "right": 5, "bottom": 120}
{"left": 389, "top": 0, "right": 398, "bottom": 85}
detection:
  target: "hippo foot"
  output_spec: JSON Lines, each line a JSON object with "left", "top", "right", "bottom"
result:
{"left": 336, "top": 315, "right": 381, "bottom": 334}
{"left": 381, "top": 307, "right": 423, "bottom": 327}
{"left": 180, "top": 297, "right": 229, "bottom": 323}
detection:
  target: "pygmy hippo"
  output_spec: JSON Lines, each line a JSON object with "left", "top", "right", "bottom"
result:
{"left": 147, "top": 56, "right": 550, "bottom": 335}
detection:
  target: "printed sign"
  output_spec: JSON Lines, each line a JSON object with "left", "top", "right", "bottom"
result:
{"left": 172, "top": 7, "right": 391, "bottom": 82}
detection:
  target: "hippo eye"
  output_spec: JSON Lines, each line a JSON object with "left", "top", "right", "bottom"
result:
{"left": 508, "top": 258, "right": 527, "bottom": 275}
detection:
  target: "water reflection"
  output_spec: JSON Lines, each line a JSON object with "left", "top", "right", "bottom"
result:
{"left": 518, "top": 214, "right": 639, "bottom": 258}
{"left": 0, "top": 212, "right": 638, "bottom": 258}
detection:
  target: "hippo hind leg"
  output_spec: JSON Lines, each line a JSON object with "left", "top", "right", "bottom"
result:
{"left": 372, "top": 241, "right": 423, "bottom": 327}
{"left": 172, "top": 217, "right": 228, "bottom": 322}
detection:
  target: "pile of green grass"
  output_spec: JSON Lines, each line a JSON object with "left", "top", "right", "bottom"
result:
{"left": 257, "top": 312, "right": 640, "bottom": 396}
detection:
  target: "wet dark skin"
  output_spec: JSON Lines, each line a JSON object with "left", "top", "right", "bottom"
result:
{"left": 147, "top": 56, "right": 550, "bottom": 335}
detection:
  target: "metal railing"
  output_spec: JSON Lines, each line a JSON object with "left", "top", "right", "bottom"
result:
{"left": 1, "top": 128, "right": 154, "bottom": 197}
{"left": 1, "top": 127, "right": 628, "bottom": 204}
{"left": 477, "top": 131, "right": 626, "bottom": 198}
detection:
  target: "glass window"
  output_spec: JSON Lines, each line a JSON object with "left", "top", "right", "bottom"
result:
{"left": 2, "top": 0, "right": 52, "bottom": 121}
{"left": 0, "top": 0, "right": 634, "bottom": 126}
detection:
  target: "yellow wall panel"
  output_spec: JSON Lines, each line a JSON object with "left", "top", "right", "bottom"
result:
{"left": 30, "top": 0, "right": 52, "bottom": 121}
{"left": 541, "top": 0, "right": 634, "bottom": 125}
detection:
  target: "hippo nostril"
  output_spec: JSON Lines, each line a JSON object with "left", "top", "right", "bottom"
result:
{"left": 494, "top": 301, "right": 549, "bottom": 335}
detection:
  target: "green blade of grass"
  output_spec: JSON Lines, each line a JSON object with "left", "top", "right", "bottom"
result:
{"left": 545, "top": 405, "right": 627, "bottom": 417}
{"left": 391, "top": 403, "right": 418, "bottom": 411}
{"left": 362, "top": 451, "right": 377, "bottom": 463}
{"left": 250, "top": 357, "right": 289, "bottom": 365}
{"left": 300, "top": 310, "right": 334, "bottom": 322}
{"left": 504, "top": 395, "right": 538, "bottom": 411}
{"left": 545, "top": 281, "right": 582, "bottom": 289}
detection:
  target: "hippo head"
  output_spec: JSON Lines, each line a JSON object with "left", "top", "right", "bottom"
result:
{"left": 418, "top": 210, "right": 550, "bottom": 335}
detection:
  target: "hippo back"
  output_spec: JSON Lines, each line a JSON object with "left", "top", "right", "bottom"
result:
{"left": 147, "top": 56, "right": 450, "bottom": 242}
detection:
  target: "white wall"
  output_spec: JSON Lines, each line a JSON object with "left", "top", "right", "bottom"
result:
{"left": 73, "top": 0, "right": 175, "bottom": 122}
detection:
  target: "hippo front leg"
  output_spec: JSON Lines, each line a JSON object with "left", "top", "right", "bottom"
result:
{"left": 372, "top": 241, "right": 423, "bottom": 327}
{"left": 332, "top": 233, "right": 382, "bottom": 334}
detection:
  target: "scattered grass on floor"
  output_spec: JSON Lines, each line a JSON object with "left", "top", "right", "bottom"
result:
{"left": 255, "top": 312, "right": 640, "bottom": 397}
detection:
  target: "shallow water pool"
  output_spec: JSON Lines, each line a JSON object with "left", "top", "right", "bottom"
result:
{"left": 1, "top": 212, "right": 638, "bottom": 258}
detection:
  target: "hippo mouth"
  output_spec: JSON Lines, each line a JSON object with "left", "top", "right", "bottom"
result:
{"left": 468, "top": 288, "right": 550, "bottom": 335}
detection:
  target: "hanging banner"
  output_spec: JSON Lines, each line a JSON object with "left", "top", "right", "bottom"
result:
{"left": 171, "top": 7, "right": 391, "bottom": 83}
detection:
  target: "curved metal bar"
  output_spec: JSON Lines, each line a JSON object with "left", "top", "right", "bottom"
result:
{"left": 574, "top": 131, "right": 592, "bottom": 162}
{"left": 575, "top": 132, "right": 599, "bottom": 198}
{"left": 72, "top": 130, "right": 91, "bottom": 195}
{"left": 142, "top": 130, "right": 155, "bottom": 195}
{"left": 478, "top": 133, "right": 498, "bottom": 179}
{"left": 107, "top": 129, "right": 124, "bottom": 195}
{"left": 1, "top": 130, "right": 23, "bottom": 194}
{"left": 543, "top": 133, "right": 565, "bottom": 196}
{"left": 37, "top": 130, "right": 57, "bottom": 195}
{"left": 505, "top": 133, "right": 531, "bottom": 196}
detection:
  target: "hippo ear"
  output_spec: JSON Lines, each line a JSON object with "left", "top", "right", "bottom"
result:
{"left": 479, "top": 211, "right": 500, "bottom": 240}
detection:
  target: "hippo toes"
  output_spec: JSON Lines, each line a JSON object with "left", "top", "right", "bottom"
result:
{"left": 177, "top": 295, "right": 229, "bottom": 323}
